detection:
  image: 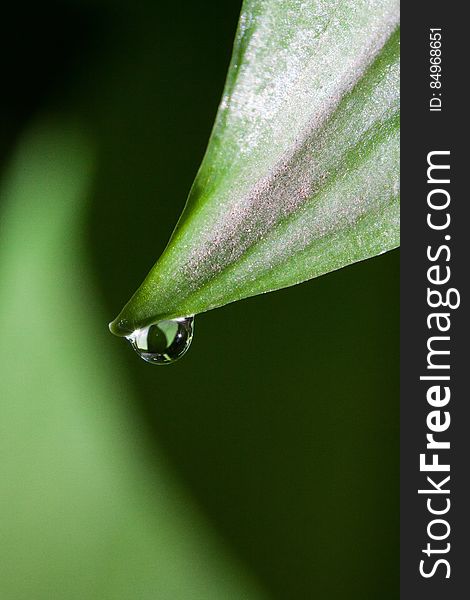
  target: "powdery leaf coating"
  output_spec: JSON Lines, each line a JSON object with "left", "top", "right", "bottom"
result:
{"left": 110, "top": 0, "right": 400, "bottom": 335}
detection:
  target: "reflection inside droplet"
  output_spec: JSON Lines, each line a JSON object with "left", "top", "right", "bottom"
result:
{"left": 126, "top": 317, "right": 194, "bottom": 365}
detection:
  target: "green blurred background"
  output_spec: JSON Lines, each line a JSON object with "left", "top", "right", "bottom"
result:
{"left": 0, "top": 1, "right": 399, "bottom": 598}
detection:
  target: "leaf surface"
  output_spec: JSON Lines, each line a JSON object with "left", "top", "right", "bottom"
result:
{"left": 111, "top": 0, "right": 400, "bottom": 335}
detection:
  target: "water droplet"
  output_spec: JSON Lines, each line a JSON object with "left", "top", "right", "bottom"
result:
{"left": 126, "top": 317, "right": 194, "bottom": 365}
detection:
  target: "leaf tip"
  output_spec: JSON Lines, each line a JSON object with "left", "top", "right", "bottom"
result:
{"left": 108, "top": 315, "right": 133, "bottom": 338}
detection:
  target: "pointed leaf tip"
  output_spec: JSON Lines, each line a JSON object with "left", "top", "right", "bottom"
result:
{"left": 111, "top": 0, "right": 400, "bottom": 333}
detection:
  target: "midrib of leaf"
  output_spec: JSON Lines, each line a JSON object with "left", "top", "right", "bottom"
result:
{"left": 166, "top": 26, "right": 398, "bottom": 260}
{"left": 171, "top": 115, "right": 399, "bottom": 316}
{"left": 173, "top": 1, "right": 399, "bottom": 235}
{"left": 138, "top": 29, "right": 399, "bottom": 316}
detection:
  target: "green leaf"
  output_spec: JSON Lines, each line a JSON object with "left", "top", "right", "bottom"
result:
{"left": 110, "top": 0, "right": 400, "bottom": 336}
{"left": 0, "top": 121, "right": 265, "bottom": 599}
